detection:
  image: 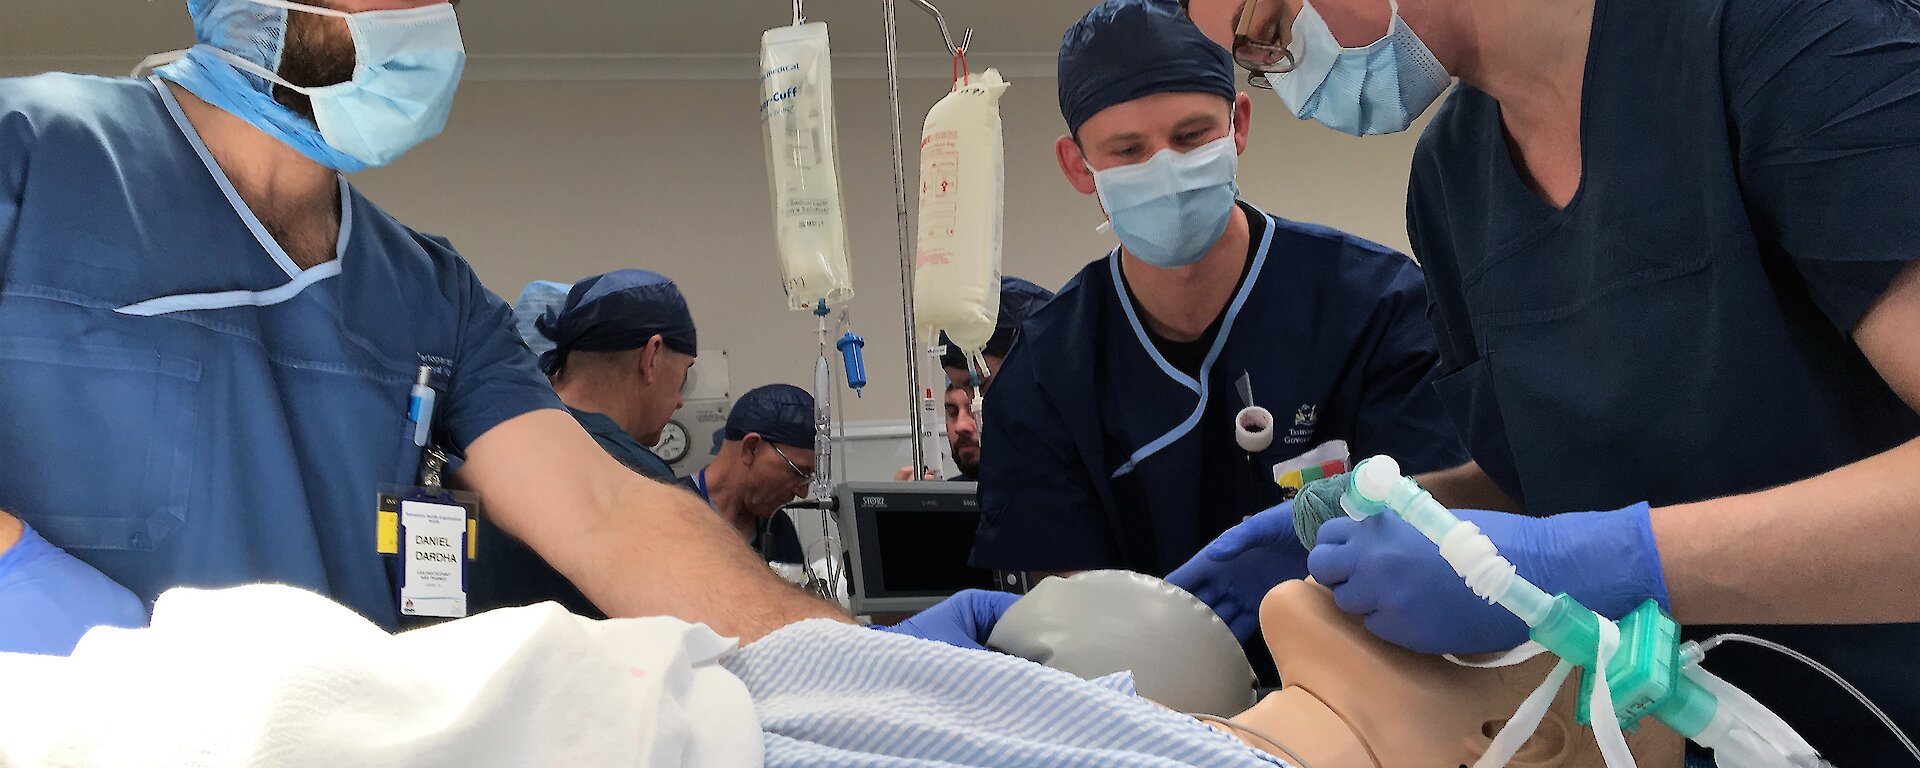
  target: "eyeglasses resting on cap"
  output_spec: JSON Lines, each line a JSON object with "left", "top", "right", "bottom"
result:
{"left": 1179, "top": 0, "right": 1296, "bottom": 88}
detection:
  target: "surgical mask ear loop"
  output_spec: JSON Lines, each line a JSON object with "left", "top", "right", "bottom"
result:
{"left": 132, "top": 49, "right": 188, "bottom": 78}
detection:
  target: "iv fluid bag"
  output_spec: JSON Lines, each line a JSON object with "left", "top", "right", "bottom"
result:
{"left": 761, "top": 23, "right": 855, "bottom": 312}
{"left": 913, "top": 69, "right": 1009, "bottom": 356}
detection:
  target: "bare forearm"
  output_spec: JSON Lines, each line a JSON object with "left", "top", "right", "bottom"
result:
{"left": 1413, "top": 461, "right": 1520, "bottom": 513}
{"left": 1654, "top": 438, "right": 1920, "bottom": 625}
{"left": 463, "top": 410, "right": 850, "bottom": 641}
{"left": 575, "top": 477, "right": 851, "bottom": 639}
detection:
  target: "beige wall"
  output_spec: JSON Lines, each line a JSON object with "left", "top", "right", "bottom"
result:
{"left": 343, "top": 75, "right": 1432, "bottom": 421}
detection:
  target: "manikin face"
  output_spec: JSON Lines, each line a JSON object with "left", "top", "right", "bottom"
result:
{"left": 1232, "top": 580, "right": 1685, "bottom": 767}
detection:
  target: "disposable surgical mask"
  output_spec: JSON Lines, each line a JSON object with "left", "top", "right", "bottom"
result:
{"left": 210, "top": 0, "right": 466, "bottom": 169}
{"left": 1090, "top": 135, "right": 1240, "bottom": 269}
{"left": 1271, "top": 0, "right": 1450, "bottom": 136}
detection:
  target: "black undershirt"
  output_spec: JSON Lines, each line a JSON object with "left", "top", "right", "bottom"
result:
{"left": 1118, "top": 201, "right": 1265, "bottom": 376}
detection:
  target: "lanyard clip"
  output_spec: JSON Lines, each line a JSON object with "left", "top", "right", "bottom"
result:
{"left": 420, "top": 446, "right": 451, "bottom": 489}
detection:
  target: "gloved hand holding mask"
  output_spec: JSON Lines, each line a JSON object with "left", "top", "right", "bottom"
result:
{"left": 1307, "top": 503, "right": 1669, "bottom": 655}
{"left": 1166, "top": 500, "right": 1310, "bottom": 643}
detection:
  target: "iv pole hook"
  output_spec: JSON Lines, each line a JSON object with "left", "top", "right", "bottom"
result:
{"left": 909, "top": 0, "right": 974, "bottom": 56}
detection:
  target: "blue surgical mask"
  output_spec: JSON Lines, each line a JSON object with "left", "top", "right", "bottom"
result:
{"left": 1091, "top": 136, "right": 1240, "bottom": 269}
{"left": 1271, "top": 0, "right": 1450, "bottom": 137}
{"left": 196, "top": 0, "right": 465, "bottom": 170}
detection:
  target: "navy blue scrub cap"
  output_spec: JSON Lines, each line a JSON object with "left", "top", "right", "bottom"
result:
{"left": 1058, "top": 0, "right": 1235, "bottom": 136}
{"left": 725, "top": 384, "right": 816, "bottom": 449}
{"left": 941, "top": 276, "right": 1056, "bottom": 370}
{"left": 536, "top": 269, "right": 697, "bottom": 375}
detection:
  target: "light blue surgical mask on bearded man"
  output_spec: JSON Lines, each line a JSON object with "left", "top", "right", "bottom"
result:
{"left": 1271, "top": 0, "right": 1451, "bottom": 137}
{"left": 154, "top": 0, "right": 465, "bottom": 172}
{"left": 1090, "top": 135, "right": 1241, "bottom": 269}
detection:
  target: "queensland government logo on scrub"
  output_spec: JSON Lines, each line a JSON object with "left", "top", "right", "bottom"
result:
{"left": 1285, "top": 404, "right": 1318, "bottom": 445}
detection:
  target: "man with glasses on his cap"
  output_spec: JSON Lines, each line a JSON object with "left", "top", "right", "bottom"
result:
{"left": 681, "top": 385, "right": 815, "bottom": 565}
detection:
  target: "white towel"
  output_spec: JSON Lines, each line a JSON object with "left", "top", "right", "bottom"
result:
{"left": 0, "top": 585, "right": 761, "bottom": 768}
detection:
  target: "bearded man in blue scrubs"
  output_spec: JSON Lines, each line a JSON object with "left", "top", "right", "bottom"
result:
{"left": 0, "top": 0, "right": 1004, "bottom": 653}
{"left": 1175, "top": 0, "right": 1920, "bottom": 760}
{"left": 971, "top": 0, "right": 1473, "bottom": 596}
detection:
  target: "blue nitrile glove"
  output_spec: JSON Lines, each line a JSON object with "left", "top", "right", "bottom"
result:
{"left": 873, "top": 588, "right": 1021, "bottom": 650}
{"left": 0, "top": 522, "right": 149, "bottom": 656}
{"left": 1306, "top": 504, "right": 1668, "bottom": 656}
{"left": 1167, "top": 501, "right": 1311, "bottom": 643}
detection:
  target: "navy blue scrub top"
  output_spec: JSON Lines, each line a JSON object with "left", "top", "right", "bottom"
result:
{"left": 974, "top": 202, "right": 1467, "bottom": 576}
{"left": 469, "top": 408, "right": 678, "bottom": 619}
{"left": 571, "top": 408, "right": 678, "bottom": 481}
{"left": 677, "top": 473, "right": 806, "bottom": 565}
{"left": 0, "top": 74, "right": 562, "bottom": 629}
{"left": 1407, "top": 0, "right": 1920, "bottom": 758}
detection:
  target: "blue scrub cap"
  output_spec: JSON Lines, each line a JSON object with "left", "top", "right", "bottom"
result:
{"left": 1058, "top": 0, "right": 1235, "bottom": 136}
{"left": 940, "top": 276, "right": 1056, "bottom": 370}
{"left": 512, "top": 280, "right": 571, "bottom": 360}
{"left": 535, "top": 270, "right": 698, "bottom": 375}
{"left": 186, "top": 0, "right": 288, "bottom": 77}
{"left": 725, "top": 384, "right": 815, "bottom": 449}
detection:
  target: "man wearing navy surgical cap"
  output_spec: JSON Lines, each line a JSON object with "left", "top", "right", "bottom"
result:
{"left": 680, "top": 385, "right": 814, "bottom": 565}
{"left": 972, "top": 0, "right": 1477, "bottom": 649}
{"left": 470, "top": 270, "right": 699, "bottom": 618}
{"left": 899, "top": 276, "right": 1056, "bottom": 482}
{"left": 0, "top": 0, "right": 858, "bottom": 652}
{"left": 535, "top": 269, "right": 699, "bottom": 480}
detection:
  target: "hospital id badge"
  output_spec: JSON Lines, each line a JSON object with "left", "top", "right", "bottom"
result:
{"left": 377, "top": 484, "right": 479, "bottom": 619}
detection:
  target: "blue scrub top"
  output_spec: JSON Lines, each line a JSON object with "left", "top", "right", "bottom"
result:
{"left": 974, "top": 203, "right": 1466, "bottom": 576}
{"left": 1408, "top": 0, "right": 1920, "bottom": 758}
{"left": 571, "top": 408, "right": 678, "bottom": 481}
{"left": 0, "top": 74, "right": 563, "bottom": 629}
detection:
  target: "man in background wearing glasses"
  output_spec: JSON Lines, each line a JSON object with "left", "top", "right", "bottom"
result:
{"left": 680, "top": 384, "right": 818, "bottom": 565}
{"left": 1178, "top": 0, "right": 1920, "bottom": 761}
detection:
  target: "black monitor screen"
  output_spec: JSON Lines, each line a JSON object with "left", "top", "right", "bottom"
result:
{"left": 868, "top": 509, "right": 998, "bottom": 595}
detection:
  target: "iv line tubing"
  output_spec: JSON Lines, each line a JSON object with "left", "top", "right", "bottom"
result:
{"left": 1699, "top": 633, "right": 1920, "bottom": 764}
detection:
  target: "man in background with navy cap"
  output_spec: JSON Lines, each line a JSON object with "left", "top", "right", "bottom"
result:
{"left": 535, "top": 269, "right": 699, "bottom": 480}
{"left": 472, "top": 269, "right": 699, "bottom": 617}
{"left": 973, "top": 0, "right": 1474, "bottom": 649}
{"left": 682, "top": 384, "right": 814, "bottom": 564}
{"left": 899, "top": 276, "right": 1056, "bottom": 482}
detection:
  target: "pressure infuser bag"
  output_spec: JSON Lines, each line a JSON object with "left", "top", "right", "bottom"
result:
{"left": 760, "top": 22, "right": 855, "bottom": 311}
{"left": 913, "top": 69, "right": 1009, "bottom": 363}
